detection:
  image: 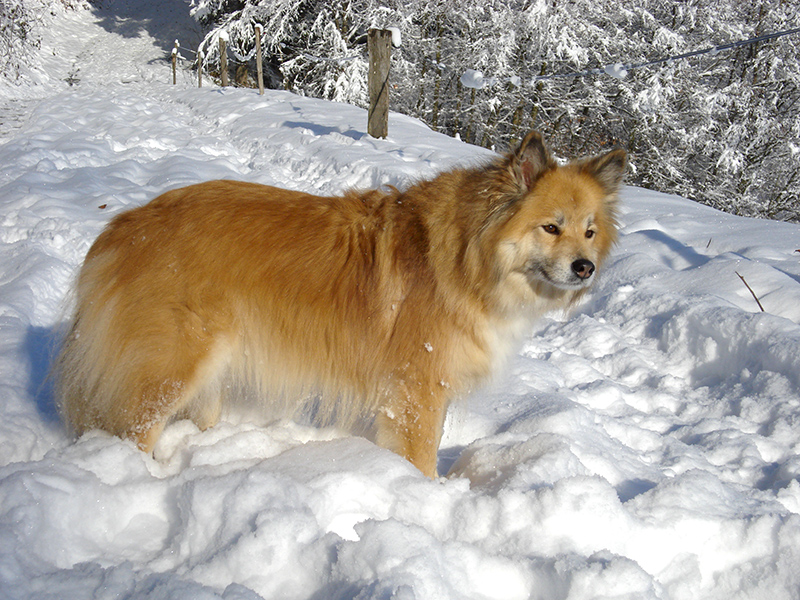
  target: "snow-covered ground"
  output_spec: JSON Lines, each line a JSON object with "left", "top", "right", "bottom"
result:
{"left": 2, "top": 2, "right": 800, "bottom": 599}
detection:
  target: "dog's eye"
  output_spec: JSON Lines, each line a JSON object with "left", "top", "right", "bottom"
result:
{"left": 585, "top": 229, "right": 596, "bottom": 239}
{"left": 543, "top": 224, "right": 560, "bottom": 235}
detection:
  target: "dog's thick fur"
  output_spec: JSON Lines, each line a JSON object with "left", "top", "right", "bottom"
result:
{"left": 56, "top": 131, "right": 625, "bottom": 477}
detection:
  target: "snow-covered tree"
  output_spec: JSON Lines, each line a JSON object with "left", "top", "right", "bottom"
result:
{"left": 1, "top": 0, "right": 43, "bottom": 82}
{"left": 1, "top": 0, "right": 85, "bottom": 83}
{"left": 191, "top": 0, "right": 800, "bottom": 221}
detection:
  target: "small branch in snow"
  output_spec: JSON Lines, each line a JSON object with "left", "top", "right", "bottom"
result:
{"left": 735, "top": 272, "right": 765, "bottom": 312}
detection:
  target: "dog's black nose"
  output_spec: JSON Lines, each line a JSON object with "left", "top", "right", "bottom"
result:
{"left": 572, "top": 259, "right": 595, "bottom": 280}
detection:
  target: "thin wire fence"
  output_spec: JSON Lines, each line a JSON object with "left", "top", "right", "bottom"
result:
{"left": 537, "top": 25, "right": 800, "bottom": 82}
{"left": 172, "top": 25, "right": 800, "bottom": 88}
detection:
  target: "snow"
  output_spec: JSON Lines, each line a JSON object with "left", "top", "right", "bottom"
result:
{"left": 461, "top": 69, "right": 486, "bottom": 90}
{"left": 387, "top": 26, "right": 402, "bottom": 48}
{"left": 604, "top": 63, "right": 628, "bottom": 79}
{"left": 2, "top": 2, "right": 800, "bottom": 599}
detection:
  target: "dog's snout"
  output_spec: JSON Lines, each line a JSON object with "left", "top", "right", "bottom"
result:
{"left": 571, "top": 259, "right": 595, "bottom": 280}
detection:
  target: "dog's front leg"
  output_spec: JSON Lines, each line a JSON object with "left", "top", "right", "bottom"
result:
{"left": 375, "top": 382, "right": 449, "bottom": 478}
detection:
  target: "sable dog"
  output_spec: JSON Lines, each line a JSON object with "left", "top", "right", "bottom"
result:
{"left": 56, "top": 131, "right": 625, "bottom": 477}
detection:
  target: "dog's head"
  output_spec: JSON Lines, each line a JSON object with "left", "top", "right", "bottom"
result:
{"left": 489, "top": 131, "right": 625, "bottom": 303}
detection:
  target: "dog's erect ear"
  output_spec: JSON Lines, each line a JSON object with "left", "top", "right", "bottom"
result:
{"left": 581, "top": 149, "right": 627, "bottom": 195}
{"left": 509, "top": 131, "right": 556, "bottom": 191}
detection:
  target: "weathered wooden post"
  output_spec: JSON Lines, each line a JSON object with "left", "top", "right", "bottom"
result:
{"left": 255, "top": 24, "right": 264, "bottom": 95}
{"left": 219, "top": 33, "right": 229, "bottom": 87}
{"left": 171, "top": 40, "right": 178, "bottom": 85}
{"left": 368, "top": 28, "right": 391, "bottom": 139}
{"left": 198, "top": 50, "right": 204, "bottom": 87}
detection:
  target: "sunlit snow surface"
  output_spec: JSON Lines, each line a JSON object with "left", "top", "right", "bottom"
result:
{"left": 2, "top": 2, "right": 800, "bottom": 599}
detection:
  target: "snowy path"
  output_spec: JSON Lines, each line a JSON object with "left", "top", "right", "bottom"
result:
{"left": 2, "top": 3, "right": 800, "bottom": 599}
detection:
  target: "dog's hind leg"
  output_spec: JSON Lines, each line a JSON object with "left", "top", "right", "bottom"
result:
{"left": 125, "top": 339, "right": 232, "bottom": 452}
{"left": 131, "top": 418, "right": 167, "bottom": 453}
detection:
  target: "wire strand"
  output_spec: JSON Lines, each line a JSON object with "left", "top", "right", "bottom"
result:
{"left": 535, "top": 26, "right": 800, "bottom": 82}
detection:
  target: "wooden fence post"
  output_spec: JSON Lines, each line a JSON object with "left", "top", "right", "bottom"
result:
{"left": 368, "top": 28, "right": 391, "bottom": 139}
{"left": 255, "top": 24, "right": 264, "bottom": 95}
{"left": 219, "top": 35, "right": 229, "bottom": 87}
{"left": 171, "top": 40, "right": 178, "bottom": 85}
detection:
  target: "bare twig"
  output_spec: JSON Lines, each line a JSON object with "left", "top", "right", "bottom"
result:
{"left": 735, "top": 271, "right": 765, "bottom": 312}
